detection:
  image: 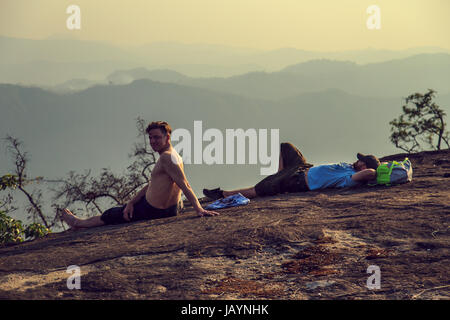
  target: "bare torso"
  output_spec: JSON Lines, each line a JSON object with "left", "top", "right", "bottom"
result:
{"left": 145, "top": 149, "right": 183, "bottom": 209}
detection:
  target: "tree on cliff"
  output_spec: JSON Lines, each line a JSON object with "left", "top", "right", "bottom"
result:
{"left": 390, "top": 89, "right": 450, "bottom": 152}
{"left": 3, "top": 136, "right": 53, "bottom": 228}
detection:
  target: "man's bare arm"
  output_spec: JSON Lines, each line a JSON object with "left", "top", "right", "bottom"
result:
{"left": 161, "top": 153, "right": 219, "bottom": 217}
{"left": 351, "top": 169, "right": 377, "bottom": 182}
{"left": 123, "top": 184, "right": 148, "bottom": 221}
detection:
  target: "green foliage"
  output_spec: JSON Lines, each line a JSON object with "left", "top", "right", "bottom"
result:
{"left": 390, "top": 89, "right": 450, "bottom": 152}
{"left": 0, "top": 174, "right": 50, "bottom": 244}
{"left": 1, "top": 174, "right": 19, "bottom": 190}
{"left": 24, "top": 222, "right": 51, "bottom": 240}
{"left": 0, "top": 211, "right": 24, "bottom": 244}
{"left": 0, "top": 211, "right": 50, "bottom": 245}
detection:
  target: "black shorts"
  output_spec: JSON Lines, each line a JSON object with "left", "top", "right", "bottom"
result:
{"left": 254, "top": 142, "right": 313, "bottom": 197}
{"left": 100, "top": 197, "right": 178, "bottom": 225}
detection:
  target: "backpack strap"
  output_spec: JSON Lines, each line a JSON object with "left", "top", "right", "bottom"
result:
{"left": 388, "top": 161, "right": 396, "bottom": 175}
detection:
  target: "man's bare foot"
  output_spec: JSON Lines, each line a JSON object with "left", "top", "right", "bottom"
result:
{"left": 60, "top": 209, "right": 83, "bottom": 230}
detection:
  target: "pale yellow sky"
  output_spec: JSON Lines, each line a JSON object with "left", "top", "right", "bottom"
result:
{"left": 0, "top": 0, "right": 449, "bottom": 51}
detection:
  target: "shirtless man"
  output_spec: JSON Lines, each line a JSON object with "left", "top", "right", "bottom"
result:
{"left": 62, "top": 121, "right": 218, "bottom": 229}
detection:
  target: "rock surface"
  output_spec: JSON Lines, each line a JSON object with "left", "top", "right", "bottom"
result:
{"left": 0, "top": 150, "right": 449, "bottom": 300}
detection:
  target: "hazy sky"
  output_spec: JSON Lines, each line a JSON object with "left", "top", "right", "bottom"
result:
{"left": 0, "top": 0, "right": 449, "bottom": 51}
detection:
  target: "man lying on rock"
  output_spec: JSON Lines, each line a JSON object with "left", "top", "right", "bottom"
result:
{"left": 203, "top": 142, "right": 380, "bottom": 200}
{"left": 61, "top": 121, "right": 219, "bottom": 230}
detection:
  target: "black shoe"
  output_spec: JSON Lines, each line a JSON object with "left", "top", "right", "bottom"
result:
{"left": 203, "top": 188, "right": 224, "bottom": 200}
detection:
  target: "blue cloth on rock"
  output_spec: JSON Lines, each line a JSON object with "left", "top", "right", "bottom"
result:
{"left": 205, "top": 193, "right": 250, "bottom": 210}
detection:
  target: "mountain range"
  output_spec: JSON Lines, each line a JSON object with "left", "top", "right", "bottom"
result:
{"left": 1, "top": 35, "right": 449, "bottom": 84}
{"left": 41, "top": 53, "right": 450, "bottom": 101}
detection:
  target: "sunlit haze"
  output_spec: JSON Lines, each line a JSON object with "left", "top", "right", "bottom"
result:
{"left": 0, "top": 0, "right": 449, "bottom": 51}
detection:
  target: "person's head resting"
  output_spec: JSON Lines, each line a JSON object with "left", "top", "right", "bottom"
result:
{"left": 145, "top": 121, "right": 172, "bottom": 153}
{"left": 353, "top": 153, "right": 380, "bottom": 171}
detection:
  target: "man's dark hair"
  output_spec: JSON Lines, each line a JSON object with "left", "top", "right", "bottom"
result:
{"left": 146, "top": 121, "right": 172, "bottom": 136}
{"left": 357, "top": 153, "right": 380, "bottom": 170}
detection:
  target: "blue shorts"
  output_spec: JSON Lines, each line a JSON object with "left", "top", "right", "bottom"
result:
{"left": 100, "top": 197, "right": 178, "bottom": 225}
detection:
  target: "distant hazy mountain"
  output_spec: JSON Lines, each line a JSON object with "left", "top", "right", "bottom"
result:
{"left": 0, "top": 60, "right": 141, "bottom": 86}
{"left": 280, "top": 59, "right": 359, "bottom": 75}
{"left": 107, "top": 68, "right": 189, "bottom": 85}
{"left": 0, "top": 37, "right": 262, "bottom": 84}
{"left": 135, "top": 41, "right": 260, "bottom": 65}
{"left": 279, "top": 53, "right": 450, "bottom": 98}
{"left": 107, "top": 53, "right": 450, "bottom": 100}
{"left": 0, "top": 36, "right": 136, "bottom": 64}
{"left": 1, "top": 36, "right": 449, "bottom": 85}
{"left": 45, "top": 78, "right": 102, "bottom": 93}
{"left": 200, "top": 53, "right": 450, "bottom": 99}
{"left": 0, "top": 36, "right": 141, "bottom": 85}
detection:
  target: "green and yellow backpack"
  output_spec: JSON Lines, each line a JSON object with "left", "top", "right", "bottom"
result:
{"left": 375, "top": 158, "right": 413, "bottom": 186}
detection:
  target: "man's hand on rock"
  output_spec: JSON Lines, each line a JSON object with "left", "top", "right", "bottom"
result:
{"left": 197, "top": 208, "right": 219, "bottom": 217}
{"left": 123, "top": 202, "right": 134, "bottom": 221}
